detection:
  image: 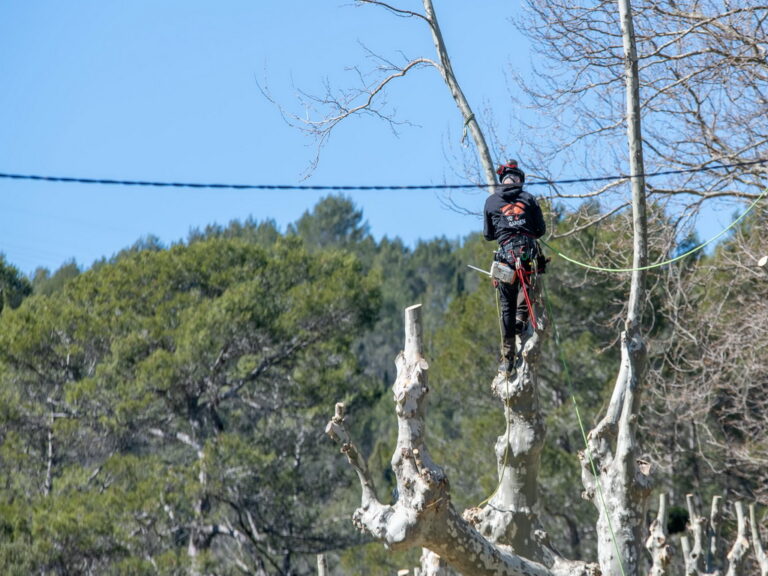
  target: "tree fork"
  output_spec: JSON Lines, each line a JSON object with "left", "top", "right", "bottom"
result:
{"left": 326, "top": 304, "right": 597, "bottom": 576}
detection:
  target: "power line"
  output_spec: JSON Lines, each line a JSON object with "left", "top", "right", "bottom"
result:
{"left": 0, "top": 159, "right": 765, "bottom": 191}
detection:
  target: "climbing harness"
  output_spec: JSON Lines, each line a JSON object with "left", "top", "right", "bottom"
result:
{"left": 495, "top": 235, "right": 547, "bottom": 328}
{"left": 467, "top": 237, "right": 547, "bottom": 360}
{"left": 467, "top": 259, "right": 543, "bottom": 336}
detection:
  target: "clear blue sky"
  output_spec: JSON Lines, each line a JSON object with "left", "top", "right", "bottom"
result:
{"left": 0, "top": 1, "right": 537, "bottom": 275}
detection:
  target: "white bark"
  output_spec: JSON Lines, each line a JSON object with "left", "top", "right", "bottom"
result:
{"left": 578, "top": 1, "right": 653, "bottom": 574}
{"left": 750, "top": 504, "right": 768, "bottom": 576}
{"left": 617, "top": 0, "right": 648, "bottom": 332}
{"left": 708, "top": 496, "right": 724, "bottom": 574}
{"left": 326, "top": 304, "right": 597, "bottom": 576}
{"left": 317, "top": 553, "right": 328, "bottom": 576}
{"left": 725, "top": 502, "right": 749, "bottom": 576}
{"left": 463, "top": 301, "right": 550, "bottom": 564}
{"left": 682, "top": 494, "right": 707, "bottom": 575}
{"left": 646, "top": 493, "right": 672, "bottom": 576}
{"left": 580, "top": 329, "right": 652, "bottom": 576}
{"left": 681, "top": 538, "right": 697, "bottom": 576}
{"left": 421, "top": 0, "right": 495, "bottom": 186}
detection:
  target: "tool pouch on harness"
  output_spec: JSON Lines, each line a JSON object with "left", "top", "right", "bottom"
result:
{"left": 498, "top": 235, "right": 541, "bottom": 270}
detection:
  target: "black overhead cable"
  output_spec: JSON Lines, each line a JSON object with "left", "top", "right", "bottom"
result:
{"left": 0, "top": 159, "right": 765, "bottom": 191}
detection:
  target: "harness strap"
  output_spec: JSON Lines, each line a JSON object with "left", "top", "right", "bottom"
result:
{"left": 516, "top": 259, "right": 537, "bottom": 328}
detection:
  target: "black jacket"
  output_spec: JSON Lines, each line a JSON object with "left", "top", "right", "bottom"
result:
{"left": 483, "top": 184, "right": 546, "bottom": 245}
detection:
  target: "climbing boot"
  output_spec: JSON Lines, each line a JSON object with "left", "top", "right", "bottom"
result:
{"left": 498, "top": 339, "right": 517, "bottom": 376}
{"left": 498, "top": 359, "right": 516, "bottom": 377}
{"left": 501, "top": 338, "right": 515, "bottom": 363}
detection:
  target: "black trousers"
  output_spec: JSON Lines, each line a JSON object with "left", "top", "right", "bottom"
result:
{"left": 498, "top": 277, "right": 529, "bottom": 346}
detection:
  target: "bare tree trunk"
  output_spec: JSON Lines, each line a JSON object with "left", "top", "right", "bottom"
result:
{"left": 580, "top": 329, "right": 651, "bottom": 576}
{"left": 708, "top": 496, "right": 724, "bottom": 574}
{"left": 580, "top": 1, "right": 652, "bottom": 574}
{"left": 421, "top": 0, "right": 496, "bottom": 187}
{"left": 317, "top": 553, "right": 328, "bottom": 576}
{"left": 680, "top": 538, "right": 699, "bottom": 576}
{"left": 463, "top": 295, "right": 550, "bottom": 564}
{"left": 618, "top": 0, "right": 648, "bottom": 331}
{"left": 682, "top": 494, "right": 707, "bottom": 575}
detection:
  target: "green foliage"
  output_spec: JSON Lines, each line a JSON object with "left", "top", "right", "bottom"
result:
{"left": 2, "top": 193, "right": 760, "bottom": 573}
{"left": 0, "top": 231, "right": 381, "bottom": 574}
{"left": 288, "top": 194, "right": 371, "bottom": 250}
{"left": 0, "top": 197, "right": 655, "bottom": 569}
{"left": 187, "top": 216, "right": 281, "bottom": 247}
{"left": 31, "top": 260, "right": 81, "bottom": 296}
{"left": 337, "top": 541, "right": 421, "bottom": 576}
{"left": 0, "top": 255, "right": 32, "bottom": 314}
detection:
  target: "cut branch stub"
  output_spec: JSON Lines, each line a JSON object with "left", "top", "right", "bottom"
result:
{"left": 708, "top": 495, "right": 724, "bottom": 573}
{"left": 683, "top": 493, "right": 706, "bottom": 575}
{"left": 725, "top": 501, "right": 749, "bottom": 576}
{"left": 404, "top": 303, "right": 425, "bottom": 363}
{"left": 646, "top": 493, "right": 672, "bottom": 576}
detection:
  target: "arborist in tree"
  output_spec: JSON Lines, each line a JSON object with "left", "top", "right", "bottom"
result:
{"left": 483, "top": 160, "right": 546, "bottom": 375}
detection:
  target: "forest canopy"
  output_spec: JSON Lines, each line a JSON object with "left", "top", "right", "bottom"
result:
{"left": 0, "top": 194, "right": 765, "bottom": 574}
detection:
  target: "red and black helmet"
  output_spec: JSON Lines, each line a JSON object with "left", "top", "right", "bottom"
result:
{"left": 496, "top": 159, "right": 525, "bottom": 184}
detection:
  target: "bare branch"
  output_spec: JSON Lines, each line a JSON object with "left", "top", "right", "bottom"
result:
{"left": 358, "top": 0, "right": 432, "bottom": 25}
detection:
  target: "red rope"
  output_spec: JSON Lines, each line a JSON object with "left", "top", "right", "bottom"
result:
{"left": 516, "top": 265, "right": 537, "bottom": 328}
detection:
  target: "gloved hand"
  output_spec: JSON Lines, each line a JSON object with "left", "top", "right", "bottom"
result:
{"left": 492, "top": 279, "right": 499, "bottom": 288}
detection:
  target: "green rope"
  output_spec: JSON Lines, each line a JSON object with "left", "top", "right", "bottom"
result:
{"left": 542, "top": 279, "right": 628, "bottom": 576}
{"left": 541, "top": 186, "right": 767, "bottom": 273}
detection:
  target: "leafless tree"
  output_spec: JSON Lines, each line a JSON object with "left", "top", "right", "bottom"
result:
{"left": 302, "top": 1, "right": 768, "bottom": 574}
{"left": 516, "top": 0, "right": 767, "bottom": 216}
{"left": 264, "top": 0, "right": 496, "bottom": 186}
{"left": 518, "top": 0, "right": 768, "bottom": 557}
{"left": 646, "top": 205, "right": 768, "bottom": 508}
